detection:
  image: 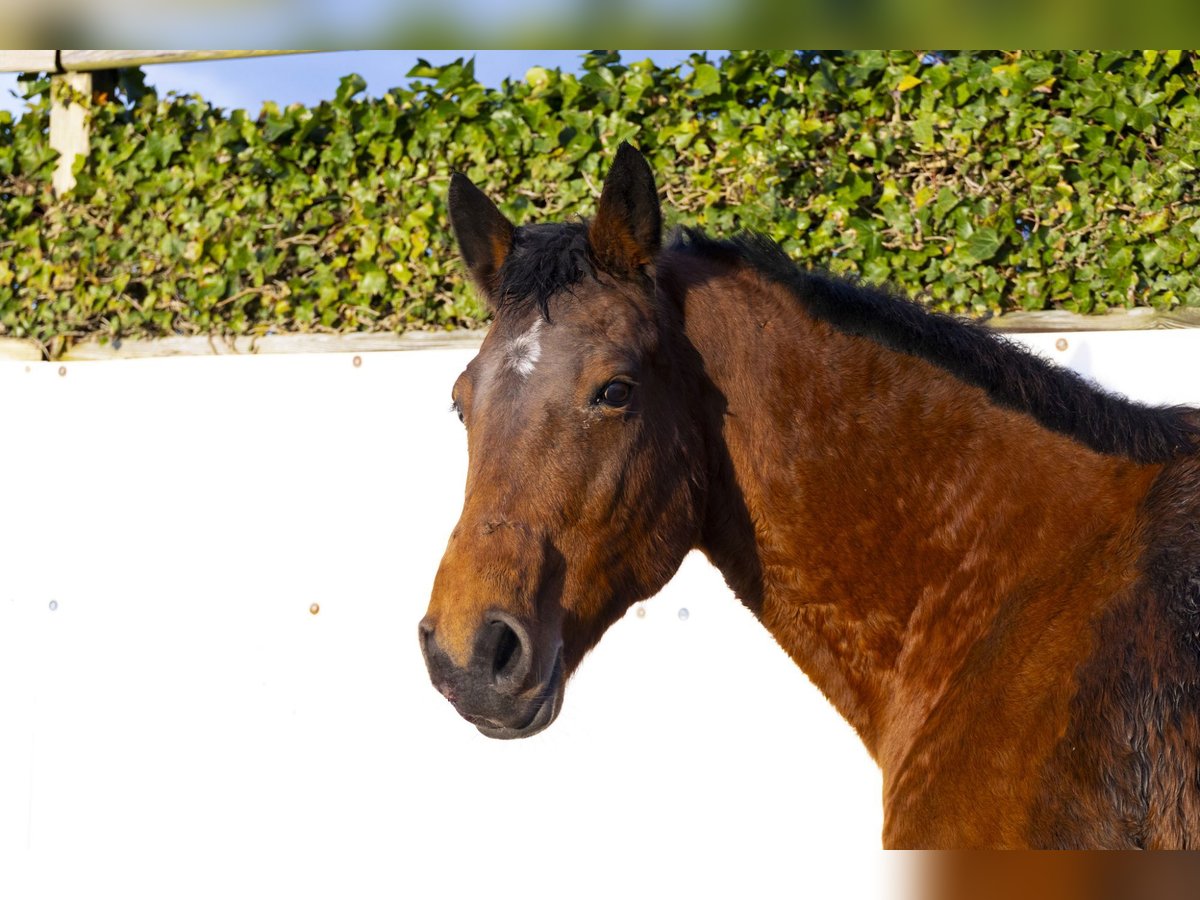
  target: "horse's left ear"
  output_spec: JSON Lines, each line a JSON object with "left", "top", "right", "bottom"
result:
{"left": 589, "top": 142, "right": 662, "bottom": 276}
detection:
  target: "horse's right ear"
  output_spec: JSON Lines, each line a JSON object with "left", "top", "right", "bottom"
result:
{"left": 589, "top": 142, "right": 661, "bottom": 277}
{"left": 448, "top": 173, "right": 515, "bottom": 304}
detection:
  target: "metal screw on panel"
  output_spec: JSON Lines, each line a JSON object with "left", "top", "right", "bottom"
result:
{"left": 352, "top": 355, "right": 362, "bottom": 368}
{"left": 58, "top": 365, "right": 67, "bottom": 376}
{"left": 309, "top": 603, "right": 320, "bottom": 615}
{"left": 1055, "top": 338, "right": 1068, "bottom": 352}
{"left": 49, "top": 600, "right": 58, "bottom": 611}
{"left": 635, "top": 606, "right": 646, "bottom": 618}
{"left": 678, "top": 607, "right": 690, "bottom": 621}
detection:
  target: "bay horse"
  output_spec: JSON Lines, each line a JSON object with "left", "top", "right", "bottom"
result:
{"left": 419, "top": 142, "right": 1200, "bottom": 848}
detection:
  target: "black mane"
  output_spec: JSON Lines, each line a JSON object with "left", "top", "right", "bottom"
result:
{"left": 496, "top": 222, "right": 593, "bottom": 319}
{"left": 669, "top": 228, "right": 1200, "bottom": 465}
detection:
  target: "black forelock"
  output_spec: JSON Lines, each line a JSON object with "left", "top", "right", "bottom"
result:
{"left": 496, "top": 222, "right": 594, "bottom": 320}
{"left": 668, "top": 227, "right": 1200, "bottom": 465}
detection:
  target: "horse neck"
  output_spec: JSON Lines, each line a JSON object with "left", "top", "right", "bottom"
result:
{"left": 673, "top": 256, "right": 1162, "bottom": 763}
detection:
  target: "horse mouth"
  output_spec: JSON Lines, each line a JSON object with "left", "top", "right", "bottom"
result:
{"left": 471, "top": 650, "right": 565, "bottom": 740}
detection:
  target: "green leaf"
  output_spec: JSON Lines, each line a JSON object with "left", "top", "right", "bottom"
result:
{"left": 263, "top": 113, "right": 294, "bottom": 142}
{"left": 691, "top": 64, "right": 721, "bottom": 97}
{"left": 406, "top": 59, "right": 442, "bottom": 80}
{"left": 926, "top": 64, "right": 951, "bottom": 90}
{"left": 964, "top": 228, "right": 1002, "bottom": 262}
{"left": 144, "top": 131, "right": 182, "bottom": 167}
{"left": 849, "top": 136, "right": 877, "bottom": 159}
{"left": 1139, "top": 209, "right": 1169, "bottom": 234}
{"left": 325, "top": 130, "right": 355, "bottom": 167}
{"left": 335, "top": 74, "right": 367, "bottom": 105}
{"left": 911, "top": 113, "right": 935, "bottom": 147}
{"left": 358, "top": 263, "right": 388, "bottom": 296}
{"left": 933, "top": 188, "right": 959, "bottom": 221}
{"left": 1108, "top": 246, "right": 1133, "bottom": 270}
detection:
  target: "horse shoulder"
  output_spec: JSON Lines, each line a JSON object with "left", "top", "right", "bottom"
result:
{"left": 881, "top": 455, "right": 1196, "bottom": 848}
{"left": 1026, "top": 454, "right": 1200, "bottom": 848}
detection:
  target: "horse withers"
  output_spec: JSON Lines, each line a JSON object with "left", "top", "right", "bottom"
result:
{"left": 419, "top": 142, "right": 1200, "bottom": 848}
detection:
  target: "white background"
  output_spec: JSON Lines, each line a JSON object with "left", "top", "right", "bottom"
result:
{"left": 2, "top": 329, "right": 1198, "bottom": 896}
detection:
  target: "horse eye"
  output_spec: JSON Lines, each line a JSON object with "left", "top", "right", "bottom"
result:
{"left": 598, "top": 381, "right": 633, "bottom": 408}
{"left": 450, "top": 400, "right": 465, "bottom": 424}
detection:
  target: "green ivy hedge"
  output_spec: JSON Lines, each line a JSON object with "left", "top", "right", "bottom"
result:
{"left": 2, "top": 50, "right": 1200, "bottom": 357}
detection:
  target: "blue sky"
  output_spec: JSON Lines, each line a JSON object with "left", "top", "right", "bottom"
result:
{"left": 0, "top": 50, "right": 709, "bottom": 118}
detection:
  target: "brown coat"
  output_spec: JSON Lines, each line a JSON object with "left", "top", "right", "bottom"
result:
{"left": 421, "top": 143, "right": 1200, "bottom": 847}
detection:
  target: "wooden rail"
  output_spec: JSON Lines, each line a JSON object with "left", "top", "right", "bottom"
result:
{"left": 0, "top": 50, "right": 315, "bottom": 195}
{"left": 982, "top": 307, "right": 1200, "bottom": 332}
{"left": 0, "top": 50, "right": 57, "bottom": 72}
{"left": 4, "top": 310, "right": 1200, "bottom": 362}
{"left": 0, "top": 331, "right": 490, "bottom": 362}
{"left": 0, "top": 50, "right": 312, "bottom": 74}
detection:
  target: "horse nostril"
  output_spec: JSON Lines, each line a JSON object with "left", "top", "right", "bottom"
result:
{"left": 484, "top": 614, "right": 532, "bottom": 693}
{"left": 494, "top": 623, "right": 521, "bottom": 678}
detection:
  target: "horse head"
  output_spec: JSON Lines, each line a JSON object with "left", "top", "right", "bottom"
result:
{"left": 419, "top": 144, "right": 707, "bottom": 738}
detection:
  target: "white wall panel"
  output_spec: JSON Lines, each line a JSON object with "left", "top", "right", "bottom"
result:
{"left": 2, "top": 331, "right": 1198, "bottom": 895}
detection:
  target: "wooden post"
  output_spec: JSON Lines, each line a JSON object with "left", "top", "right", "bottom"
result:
{"left": 49, "top": 71, "right": 91, "bottom": 197}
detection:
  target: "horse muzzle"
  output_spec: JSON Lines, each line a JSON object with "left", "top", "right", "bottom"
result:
{"left": 418, "top": 612, "right": 566, "bottom": 739}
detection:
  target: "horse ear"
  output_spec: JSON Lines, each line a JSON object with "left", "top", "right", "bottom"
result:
{"left": 448, "top": 172, "right": 515, "bottom": 303}
{"left": 589, "top": 142, "right": 661, "bottom": 276}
